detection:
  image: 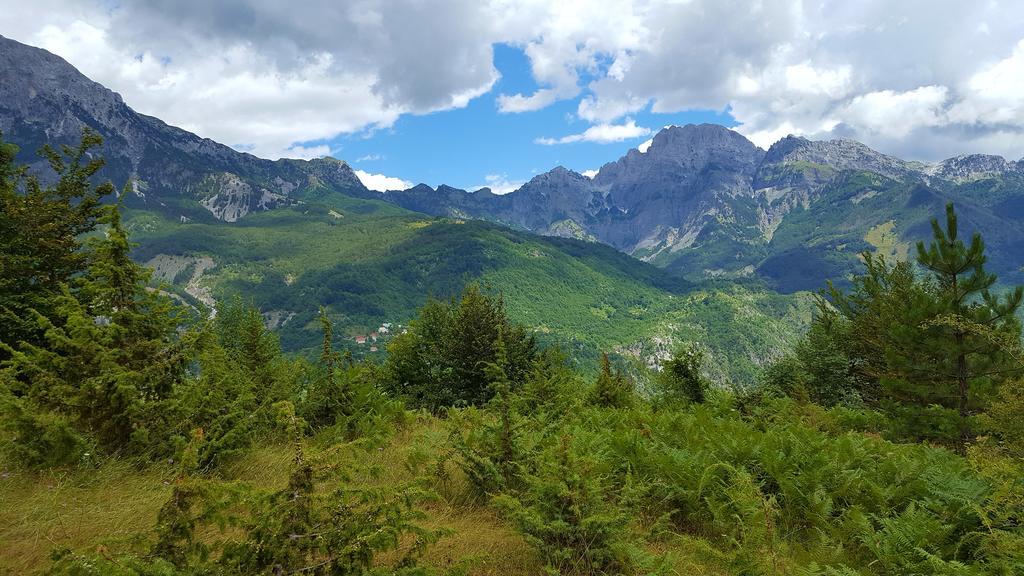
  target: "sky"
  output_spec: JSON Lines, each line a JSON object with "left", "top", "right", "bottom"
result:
{"left": 2, "top": 1, "right": 1024, "bottom": 192}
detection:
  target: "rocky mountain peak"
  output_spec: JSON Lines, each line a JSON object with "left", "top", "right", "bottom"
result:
{"left": 523, "top": 165, "right": 589, "bottom": 188}
{"left": 406, "top": 183, "right": 436, "bottom": 194}
{"left": 0, "top": 35, "right": 368, "bottom": 222}
{"left": 929, "top": 154, "right": 1019, "bottom": 182}
{"left": 645, "top": 124, "right": 761, "bottom": 159}
{"left": 593, "top": 124, "right": 763, "bottom": 192}
{"left": 436, "top": 184, "right": 467, "bottom": 195}
{"left": 761, "top": 135, "right": 916, "bottom": 181}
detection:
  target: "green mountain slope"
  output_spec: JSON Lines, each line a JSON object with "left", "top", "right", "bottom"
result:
{"left": 126, "top": 193, "right": 813, "bottom": 385}
{"left": 753, "top": 167, "right": 1024, "bottom": 293}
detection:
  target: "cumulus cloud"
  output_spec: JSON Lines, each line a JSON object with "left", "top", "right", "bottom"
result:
{"left": 841, "top": 86, "right": 949, "bottom": 139}
{"left": 514, "top": 0, "right": 1024, "bottom": 159}
{"left": 4, "top": 0, "right": 1024, "bottom": 161}
{"left": 536, "top": 119, "right": 650, "bottom": 145}
{"left": 475, "top": 174, "right": 523, "bottom": 194}
{"left": 949, "top": 39, "right": 1024, "bottom": 128}
{"left": 354, "top": 169, "right": 412, "bottom": 192}
{"left": 497, "top": 88, "right": 560, "bottom": 113}
{"left": 0, "top": 0, "right": 498, "bottom": 159}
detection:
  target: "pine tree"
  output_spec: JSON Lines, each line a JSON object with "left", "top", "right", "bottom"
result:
{"left": 821, "top": 204, "right": 1023, "bottom": 444}
{"left": 915, "top": 203, "right": 1023, "bottom": 432}
{"left": 4, "top": 186, "right": 193, "bottom": 455}
{"left": 0, "top": 128, "right": 113, "bottom": 356}
{"left": 589, "top": 352, "right": 635, "bottom": 409}
{"left": 384, "top": 283, "right": 536, "bottom": 410}
{"left": 216, "top": 298, "right": 281, "bottom": 396}
{"left": 318, "top": 306, "right": 338, "bottom": 382}
{"left": 487, "top": 329, "right": 518, "bottom": 486}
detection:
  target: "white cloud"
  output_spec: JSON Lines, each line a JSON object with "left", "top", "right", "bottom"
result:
{"left": 476, "top": 173, "right": 523, "bottom": 194}
{"left": 842, "top": 86, "right": 949, "bottom": 139}
{"left": 280, "top": 144, "right": 332, "bottom": 160}
{"left": 356, "top": 154, "right": 383, "bottom": 162}
{"left": 577, "top": 94, "right": 648, "bottom": 123}
{"left": 497, "top": 88, "right": 559, "bottom": 113}
{"left": 4, "top": 1, "right": 1024, "bottom": 161}
{"left": 783, "top": 63, "right": 852, "bottom": 98}
{"left": 536, "top": 119, "right": 651, "bottom": 145}
{"left": 740, "top": 122, "right": 800, "bottom": 151}
{"left": 949, "top": 39, "right": 1024, "bottom": 127}
{"left": 513, "top": 0, "right": 1024, "bottom": 159}
{"left": 581, "top": 169, "right": 598, "bottom": 179}
{"left": 1, "top": 0, "right": 499, "bottom": 160}
{"left": 354, "top": 170, "right": 412, "bottom": 192}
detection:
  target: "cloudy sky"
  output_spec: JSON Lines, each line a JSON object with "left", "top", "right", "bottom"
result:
{"left": 2, "top": 1, "right": 1023, "bottom": 192}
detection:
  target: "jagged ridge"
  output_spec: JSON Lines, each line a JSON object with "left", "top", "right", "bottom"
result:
{"left": 0, "top": 35, "right": 368, "bottom": 222}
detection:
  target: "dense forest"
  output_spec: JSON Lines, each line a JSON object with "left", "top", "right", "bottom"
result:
{"left": 2, "top": 131, "right": 1024, "bottom": 575}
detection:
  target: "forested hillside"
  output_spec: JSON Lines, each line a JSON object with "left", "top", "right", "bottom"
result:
{"left": 3, "top": 132, "right": 1024, "bottom": 575}
{"left": 124, "top": 183, "right": 813, "bottom": 385}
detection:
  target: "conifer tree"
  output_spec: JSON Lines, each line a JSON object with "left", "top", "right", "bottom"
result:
{"left": 384, "top": 283, "right": 536, "bottom": 410}
{"left": 486, "top": 329, "right": 519, "bottom": 486}
{"left": 658, "top": 344, "right": 708, "bottom": 404}
{"left": 589, "top": 352, "right": 635, "bottom": 408}
{"left": 820, "top": 203, "right": 1022, "bottom": 443}
{"left": 0, "top": 128, "right": 113, "bottom": 355}
{"left": 216, "top": 298, "right": 281, "bottom": 395}
{"left": 318, "top": 306, "right": 338, "bottom": 381}
{"left": 914, "top": 203, "right": 1023, "bottom": 427}
{"left": 4, "top": 190, "right": 192, "bottom": 454}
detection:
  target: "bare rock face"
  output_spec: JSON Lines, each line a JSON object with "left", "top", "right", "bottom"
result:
{"left": 381, "top": 125, "right": 768, "bottom": 258}
{"left": 371, "top": 121, "right": 1024, "bottom": 289}
{"left": 758, "top": 135, "right": 920, "bottom": 184}
{"left": 590, "top": 124, "right": 765, "bottom": 254}
{"left": 198, "top": 173, "right": 291, "bottom": 222}
{"left": 928, "top": 154, "right": 1020, "bottom": 182}
{"left": 0, "top": 35, "right": 367, "bottom": 221}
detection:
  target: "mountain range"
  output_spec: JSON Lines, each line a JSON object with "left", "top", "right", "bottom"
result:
{"left": 5, "top": 34, "right": 1023, "bottom": 294}
{"left": 3, "top": 34, "right": 1023, "bottom": 381}
{"left": 378, "top": 125, "right": 1024, "bottom": 292}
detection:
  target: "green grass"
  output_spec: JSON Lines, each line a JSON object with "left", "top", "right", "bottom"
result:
{"left": 0, "top": 413, "right": 813, "bottom": 576}
{"left": 864, "top": 220, "right": 911, "bottom": 261}
{"left": 6, "top": 401, "right": 1008, "bottom": 576}
{"left": 0, "top": 419, "right": 544, "bottom": 575}
{"left": 7, "top": 417, "right": 733, "bottom": 576}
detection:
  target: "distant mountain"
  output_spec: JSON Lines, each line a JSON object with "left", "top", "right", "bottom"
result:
{"left": 0, "top": 34, "right": 368, "bottom": 223}
{"left": 377, "top": 125, "right": 1024, "bottom": 292}
{"left": 0, "top": 35, "right": 814, "bottom": 384}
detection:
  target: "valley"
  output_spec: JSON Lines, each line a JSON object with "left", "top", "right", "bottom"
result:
{"left": 3, "top": 7, "right": 1024, "bottom": 575}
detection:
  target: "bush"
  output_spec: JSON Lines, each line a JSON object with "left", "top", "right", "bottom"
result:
{"left": 47, "top": 429, "right": 438, "bottom": 576}
{"left": 494, "top": 434, "right": 645, "bottom": 575}
{"left": 383, "top": 284, "right": 536, "bottom": 410}
{"left": 982, "top": 378, "right": 1024, "bottom": 456}
{"left": 656, "top": 344, "right": 709, "bottom": 405}
{"left": 0, "top": 381, "right": 93, "bottom": 468}
{"left": 587, "top": 353, "right": 635, "bottom": 409}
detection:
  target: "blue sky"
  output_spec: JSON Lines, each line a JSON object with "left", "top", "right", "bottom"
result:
{"left": 326, "top": 43, "right": 735, "bottom": 192}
